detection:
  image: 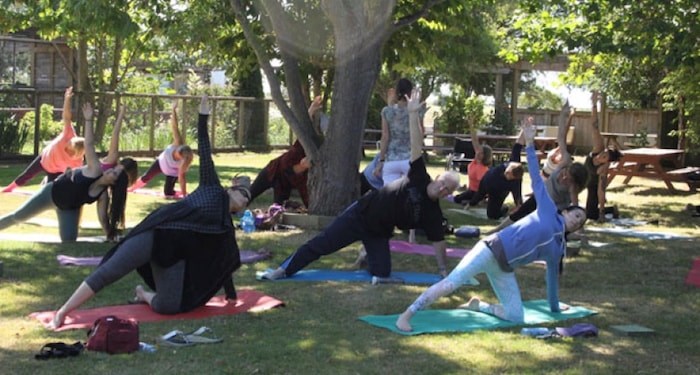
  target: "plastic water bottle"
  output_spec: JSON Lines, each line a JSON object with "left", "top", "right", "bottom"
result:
{"left": 139, "top": 342, "right": 157, "bottom": 353}
{"left": 521, "top": 327, "right": 551, "bottom": 337}
{"left": 241, "top": 209, "right": 256, "bottom": 234}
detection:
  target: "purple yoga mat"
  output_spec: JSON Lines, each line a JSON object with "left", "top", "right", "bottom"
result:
{"left": 57, "top": 249, "right": 273, "bottom": 267}
{"left": 389, "top": 240, "right": 469, "bottom": 258}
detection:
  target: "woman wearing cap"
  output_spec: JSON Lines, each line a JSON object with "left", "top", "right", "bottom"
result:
{"left": 51, "top": 95, "right": 249, "bottom": 328}
{"left": 396, "top": 119, "right": 587, "bottom": 331}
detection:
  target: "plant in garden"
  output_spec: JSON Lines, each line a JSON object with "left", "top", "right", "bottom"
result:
{"left": 0, "top": 112, "right": 29, "bottom": 156}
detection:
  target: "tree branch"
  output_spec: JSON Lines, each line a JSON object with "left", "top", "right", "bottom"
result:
{"left": 393, "top": 0, "right": 447, "bottom": 30}
{"left": 229, "top": 0, "right": 319, "bottom": 157}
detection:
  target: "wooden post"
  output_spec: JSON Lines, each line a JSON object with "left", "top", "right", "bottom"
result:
{"left": 510, "top": 67, "right": 520, "bottom": 126}
{"left": 263, "top": 100, "right": 270, "bottom": 146}
{"left": 211, "top": 98, "right": 217, "bottom": 150}
{"left": 149, "top": 96, "right": 156, "bottom": 153}
{"left": 237, "top": 100, "right": 245, "bottom": 147}
{"left": 33, "top": 91, "right": 40, "bottom": 156}
{"left": 180, "top": 97, "right": 187, "bottom": 144}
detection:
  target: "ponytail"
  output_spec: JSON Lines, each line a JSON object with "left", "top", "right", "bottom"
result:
{"left": 106, "top": 171, "right": 129, "bottom": 240}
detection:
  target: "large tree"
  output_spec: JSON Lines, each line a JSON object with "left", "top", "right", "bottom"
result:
{"left": 230, "top": 0, "right": 460, "bottom": 215}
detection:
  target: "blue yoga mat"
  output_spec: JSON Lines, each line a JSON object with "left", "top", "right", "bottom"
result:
{"left": 255, "top": 269, "right": 452, "bottom": 285}
{"left": 359, "top": 299, "right": 597, "bottom": 335}
{"left": 586, "top": 226, "right": 691, "bottom": 240}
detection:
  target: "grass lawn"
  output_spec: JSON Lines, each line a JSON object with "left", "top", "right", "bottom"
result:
{"left": 0, "top": 150, "right": 698, "bottom": 375}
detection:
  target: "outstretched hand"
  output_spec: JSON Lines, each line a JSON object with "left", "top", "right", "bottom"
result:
{"left": 64, "top": 86, "right": 73, "bottom": 100}
{"left": 522, "top": 117, "right": 536, "bottom": 144}
{"left": 172, "top": 99, "right": 179, "bottom": 112}
{"left": 406, "top": 89, "right": 422, "bottom": 113}
{"left": 199, "top": 95, "right": 209, "bottom": 114}
{"left": 82, "top": 103, "right": 93, "bottom": 120}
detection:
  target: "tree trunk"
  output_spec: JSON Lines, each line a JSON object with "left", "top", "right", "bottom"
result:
{"left": 235, "top": 67, "right": 268, "bottom": 150}
{"left": 308, "top": 33, "right": 385, "bottom": 215}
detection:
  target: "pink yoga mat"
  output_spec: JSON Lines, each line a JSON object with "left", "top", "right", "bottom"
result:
{"left": 57, "top": 250, "right": 272, "bottom": 267}
{"left": 130, "top": 189, "right": 184, "bottom": 199}
{"left": 389, "top": 240, "right": 469, "bottom": 258}
{"left": 30, "top": 289, "right": 284, "bottom": 331}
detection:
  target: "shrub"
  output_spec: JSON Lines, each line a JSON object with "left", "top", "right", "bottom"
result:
{"left": 19, "top": 103, "right": 63, "bottom": 145}
{"left": 0, "top": 112, "right": 29, "bottom": 156}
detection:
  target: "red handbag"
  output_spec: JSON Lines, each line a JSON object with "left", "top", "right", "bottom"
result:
{"left": 85, "top": 316, "right": 139, "bottom": 354}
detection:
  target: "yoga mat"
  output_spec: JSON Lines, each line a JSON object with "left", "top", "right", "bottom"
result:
{"left": 447, "top": 208, "right": 489, "bottom": 220}
{"left": 390, "top": 240, "right": 469, "bottom": 259}
{"left": 359, "top": 299, "right": 597, "bottom": 335}
{"left": 30, "top": 289, "right": 284, "bottom": 332}
{"left": 26, "top": 217, "right": 107, "bottom": 229}
{"left": 8, "top": 189, "right": 36, "bottom": 196}
{"left": 608, "top": 218, "right": 647, "bottom": 227}
{"left": 56, "top": 249, "right": 273, "bottom": 267}
{"left": 586, "top": 226, "right": 691, "bottom": 240}
{"left": 255, "top": 269, "right": 461, "bottom": 285}
{"left": 131, "top": 188, "right": 184, "bottom": 199}
{"left": 57, "top": 255, "right": 102, "bottom": 266}
{"left": 0, "top": 233, "right": 106, "bottom": 243}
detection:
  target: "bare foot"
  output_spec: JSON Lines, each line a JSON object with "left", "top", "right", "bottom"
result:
{"left": 458, "top": 297, "right": 481, "bottom": 311}
{"left": 395, "top": 311, "right": 413, "bottom": 332}
{"left": 134, "top": 284, "right": 157, "bottom": 307}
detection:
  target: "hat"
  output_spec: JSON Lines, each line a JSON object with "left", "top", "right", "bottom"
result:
{"left": 555, "top": 323, "right": 598, "bottom": 337}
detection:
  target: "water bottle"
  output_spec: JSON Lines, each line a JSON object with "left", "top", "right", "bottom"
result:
{"left": 521, "top": 327, "right": 551, "bottom": 337}
{"left": 139, "top": 342, "right": 157, "bottom": 353}
{"left": 241, "top": 209, "right": 256, "bottom": 234}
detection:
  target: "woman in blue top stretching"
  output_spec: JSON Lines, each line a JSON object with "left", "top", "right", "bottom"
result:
{"left": 396, "top": 120, "right": 587, "bottom": 331}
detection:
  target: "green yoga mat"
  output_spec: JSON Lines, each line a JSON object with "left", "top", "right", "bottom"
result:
{"left": 359, "top": 299, "right": 597, "bottom": 335}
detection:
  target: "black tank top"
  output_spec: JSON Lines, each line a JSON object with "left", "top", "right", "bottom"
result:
{"left": 51, "top": 169, "right": 102, "bottom": 210}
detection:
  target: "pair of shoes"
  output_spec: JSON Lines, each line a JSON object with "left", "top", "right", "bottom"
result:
{"left": 35, "top": 342, "right": 84, "bottom": 360}
{"left": 158, "top": 327, "right": 222, "bottom": 347}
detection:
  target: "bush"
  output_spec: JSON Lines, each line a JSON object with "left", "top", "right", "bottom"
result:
{"left": 0, "top": 112, "right": 29, "bottom": 156}
{"left": 434, "top": 88, "right": 488, "bottom": 134}
{"left": 19, "top": 103, "right": 63, "bottom": 145}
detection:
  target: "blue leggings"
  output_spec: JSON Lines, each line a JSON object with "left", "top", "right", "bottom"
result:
{"left": 0, "top": 182, "right": 80, "bottom": 242}
{"left": 406, "top": 241, "right": 524, "bottom": 323}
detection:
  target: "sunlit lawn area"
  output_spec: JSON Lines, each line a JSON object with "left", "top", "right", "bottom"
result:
{"left": 0, "top": 150, "right": 698, "bottom": 374}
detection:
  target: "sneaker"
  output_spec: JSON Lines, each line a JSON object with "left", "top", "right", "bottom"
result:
{"left": 260, "top": 268, "right": 286, "bottom": 280}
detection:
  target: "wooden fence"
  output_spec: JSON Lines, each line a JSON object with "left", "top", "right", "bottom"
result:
{"left": 0, "top": 88, "right": 291, "bottom": 159}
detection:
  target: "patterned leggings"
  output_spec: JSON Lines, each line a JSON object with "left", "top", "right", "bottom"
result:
{"left": 406, "top": 241, "right": 524, "bottom": 323}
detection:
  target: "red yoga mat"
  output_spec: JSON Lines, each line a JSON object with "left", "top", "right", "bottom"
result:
{"left": 30, "top": 289, "right": 284, "bottom": 331}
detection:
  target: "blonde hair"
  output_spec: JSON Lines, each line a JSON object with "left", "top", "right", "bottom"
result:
{"left": 69, "top": 137, "right": 85, "bottom": 154}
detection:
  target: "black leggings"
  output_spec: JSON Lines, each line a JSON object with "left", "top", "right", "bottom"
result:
{"left": 85, "top": 230, "right": 185, "bottom": 314}
{"left": 141, "top": 160, "right": 178, "bottom": 195}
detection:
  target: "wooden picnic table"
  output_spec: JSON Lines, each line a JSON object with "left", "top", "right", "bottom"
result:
{"left": 601, "top": 132, "right": 658, "bottom": 149}
{"left": 606, "top": 147, "right": 692, "bottom": 192}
